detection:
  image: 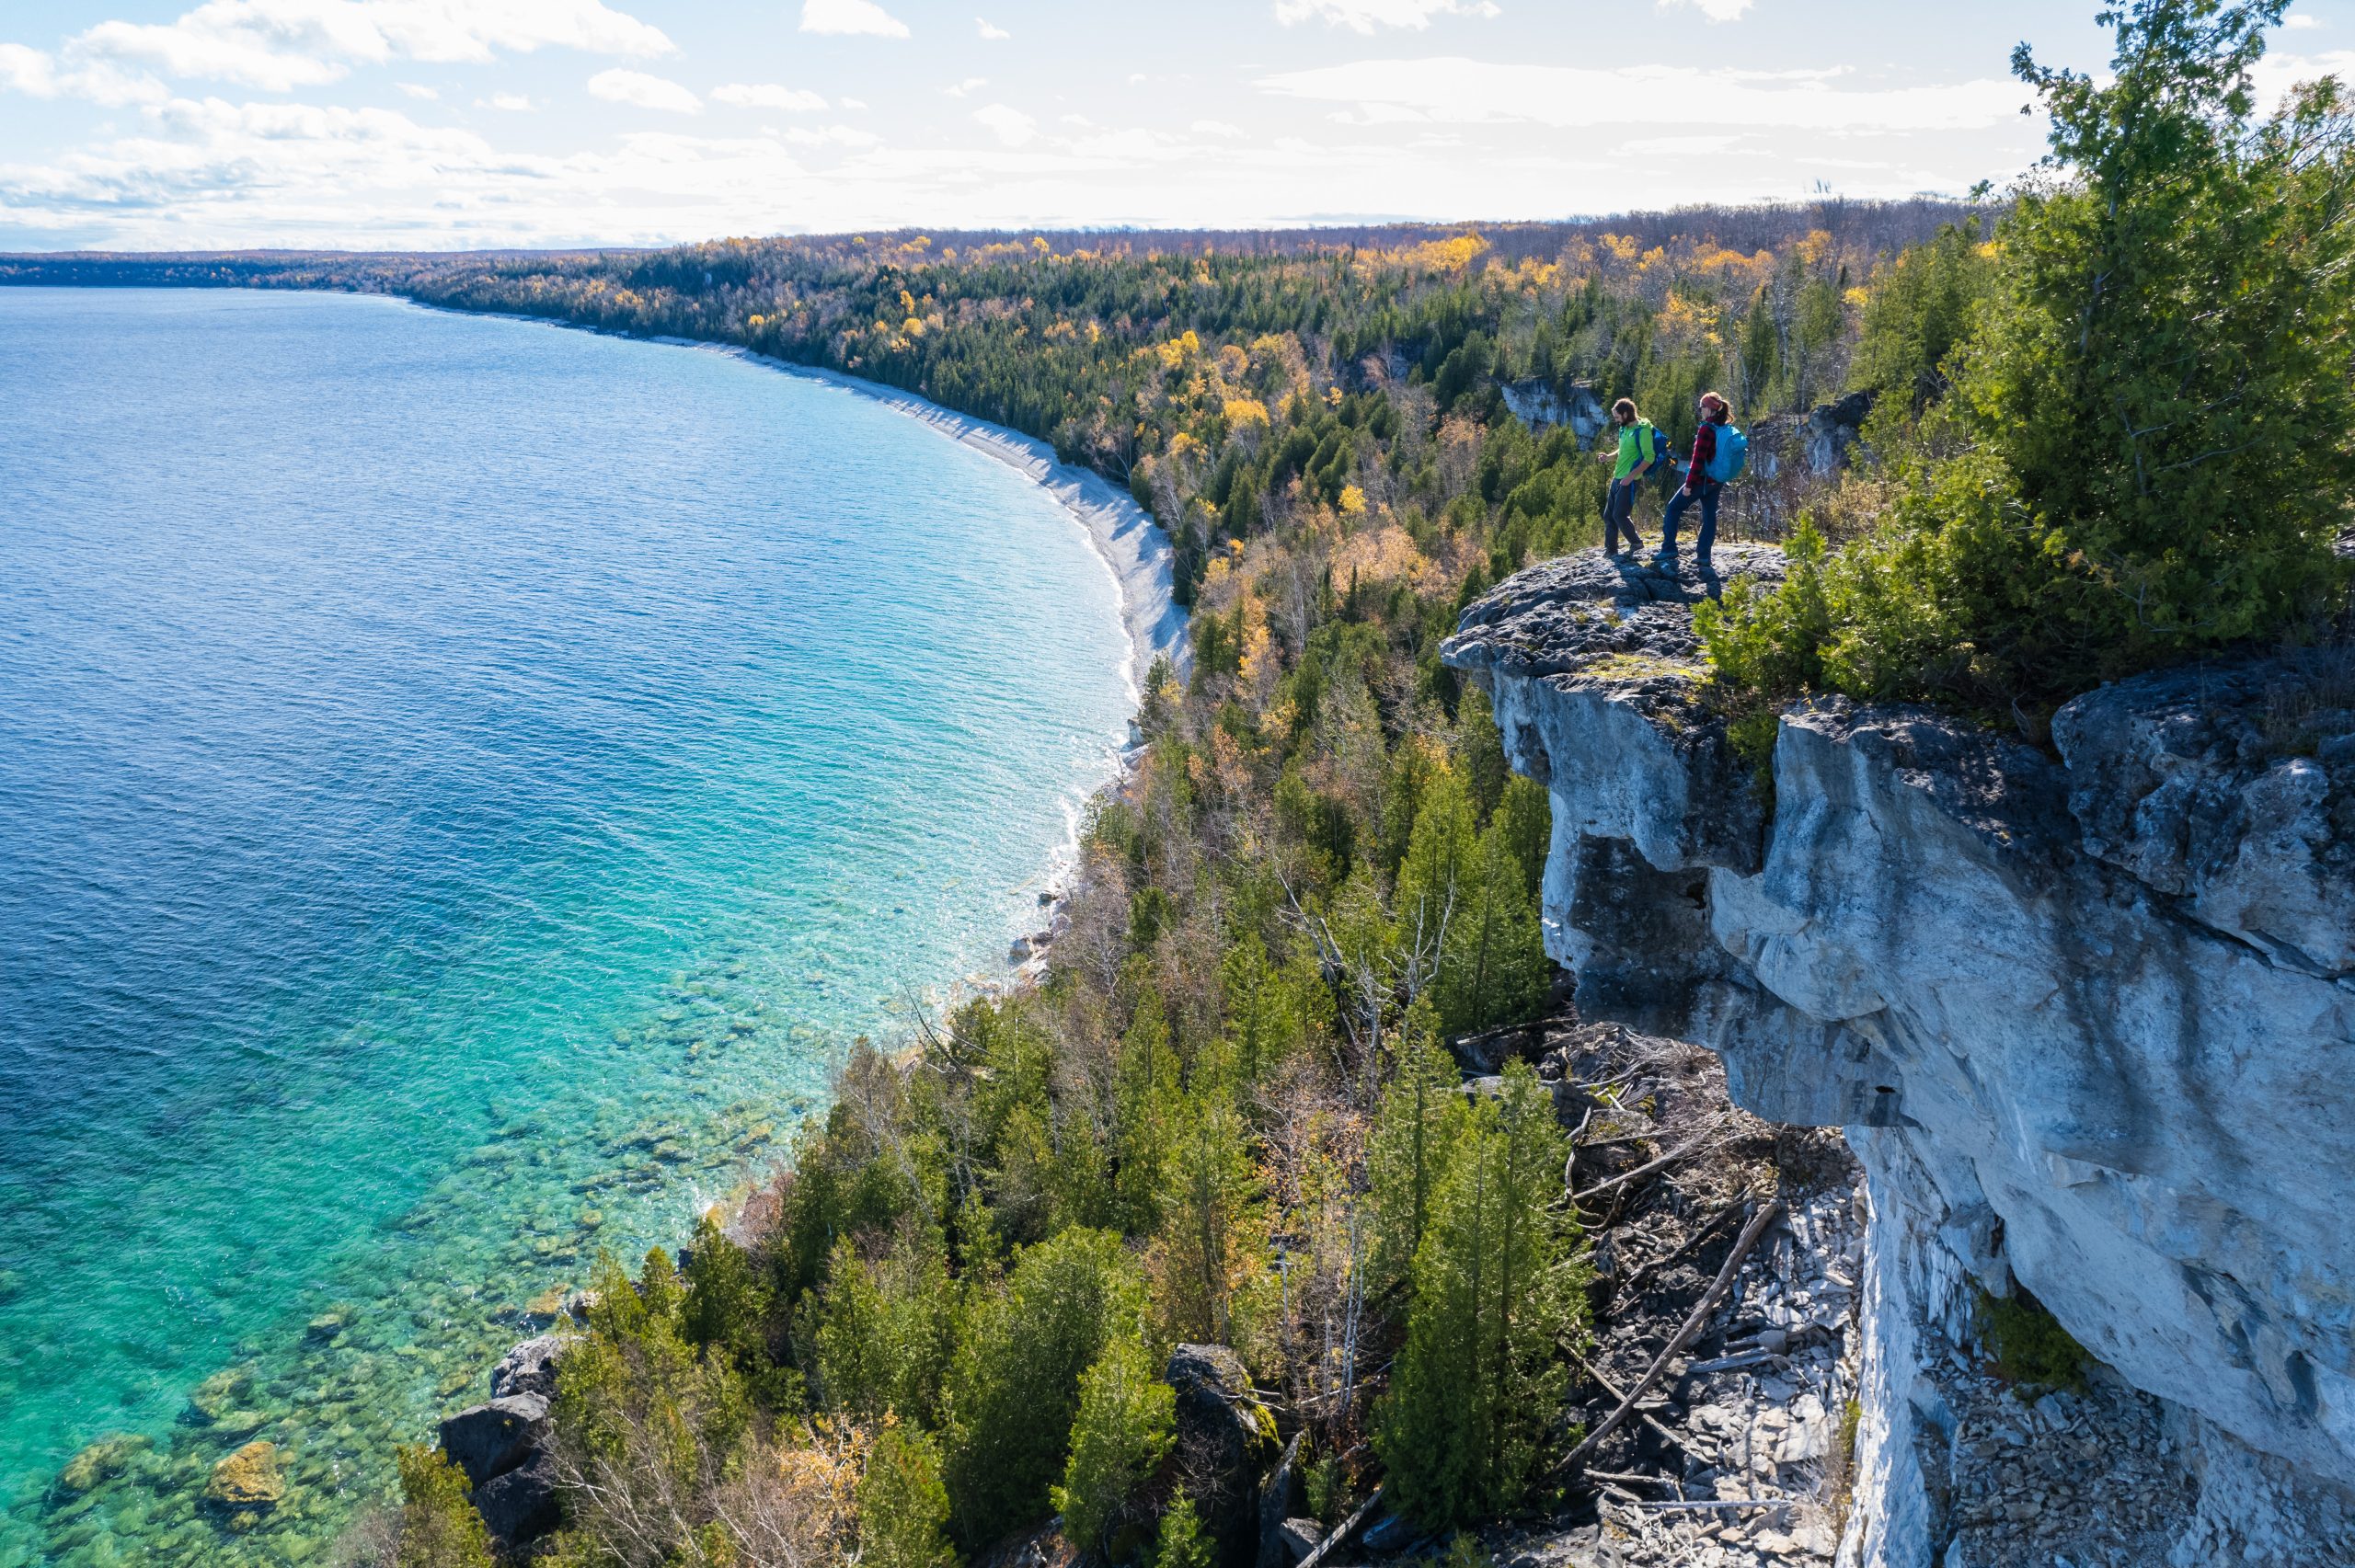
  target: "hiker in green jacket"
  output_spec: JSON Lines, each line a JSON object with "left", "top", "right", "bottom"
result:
{"left": 1603, "top": 397, "right": 1660, "bottom": 555}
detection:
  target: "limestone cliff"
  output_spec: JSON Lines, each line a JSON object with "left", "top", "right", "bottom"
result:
{"left": 1442, "top": 549, "right": 2355, "bottom": 1567}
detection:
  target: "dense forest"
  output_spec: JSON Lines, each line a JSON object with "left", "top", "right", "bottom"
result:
{"left": 338, "top": 200, "right": 1959, "bottom": 1566}
{"left": 15, "top": 4, "right": 2347, "bottom": 1565}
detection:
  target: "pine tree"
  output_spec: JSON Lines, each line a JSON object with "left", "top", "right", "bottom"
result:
{"left": 1365, "top": 998, "right": 1467, "bottom": 1290}
{"left": 1375, "top": 1065, "right": 1583, "bottom": 1527}
{"left": 861, "top": 1422, "right": 955, "bottom": 1568}
{"left": 1051, "top": 1333, "right": 1177, "bottom": 1558}
{"left": 1147, "top": 1047, "right": 1274, "bottom": 1351}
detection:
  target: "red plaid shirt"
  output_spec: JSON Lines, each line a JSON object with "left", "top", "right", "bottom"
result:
{"left": 1684, "top": 418, "right": 1726, "bottom": 492}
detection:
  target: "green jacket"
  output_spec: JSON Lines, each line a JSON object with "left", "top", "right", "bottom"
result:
{"left": 1614, "top": 420, "right": 1660, "bottom": 481}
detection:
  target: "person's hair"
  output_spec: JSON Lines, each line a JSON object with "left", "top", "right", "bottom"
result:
{"left": 1612, "top": 397, "right": 1637, "bottom": 422}
{"left": 1699, "top": 391, "right": 1729, "bottom": 419}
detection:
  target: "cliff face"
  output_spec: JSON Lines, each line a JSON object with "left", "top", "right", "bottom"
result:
{"left": 1443, "top": 550, "right": 2355, "bottom": 1566}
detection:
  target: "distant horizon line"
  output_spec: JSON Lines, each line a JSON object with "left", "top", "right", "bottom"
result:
{"left": 0, "top": 195, "right": 1994, "bottom": 262}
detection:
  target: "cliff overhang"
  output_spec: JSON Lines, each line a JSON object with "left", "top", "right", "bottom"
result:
{"left": 1443, "top": 547, "right": 2355, "bottom": 1562}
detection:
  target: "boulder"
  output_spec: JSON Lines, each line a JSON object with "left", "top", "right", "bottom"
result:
{"left": 204, "top": 1440, "right": 284, "bottom": 1511}
{"left": 1166, "top": 1345, "right": 1278, "bottom": 1568}
{"left": 490, "top": 1333, "right": 574, "bottom": 1400}
{"left": 438, "top": 1392, "right": 550, "bottom": 1489}
{"left": 472, "top": 1441, "right": 561, "bottom": 1546}
{"left": 187, "top": 1367, "right": 255, "bottom": 1423}
{"left": 57, "top": 1433, "right": 150, "bottom": 1494}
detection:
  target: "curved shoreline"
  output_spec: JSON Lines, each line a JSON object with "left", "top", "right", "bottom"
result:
{"left": 396, "top": 298, "right": 1189, "bottom": 697}
{"left": 701, "top": 346, "right": 1189, "bottom": 698}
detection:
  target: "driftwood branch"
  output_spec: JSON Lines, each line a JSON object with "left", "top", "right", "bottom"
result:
{"left": 1295, "top": 1482, "right": 1384, "bottom": 1568}
{"left": 1568, "top": 1348, "right": 1707, "bottom": 1464}
{"left": 1572, "top": 1124, "right": 1729, "bottom": 1203}
{"left": 1557, "top": 1200, "right": 1786, "bottom": 1480}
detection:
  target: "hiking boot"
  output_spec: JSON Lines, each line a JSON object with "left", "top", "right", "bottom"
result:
{"left": 1694, "top": 554, "right": 1715, "bottom": 575}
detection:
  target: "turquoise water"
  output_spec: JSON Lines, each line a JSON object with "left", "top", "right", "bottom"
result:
{"left": 0, "top": 288, "right": 1135, "bottom": 1565}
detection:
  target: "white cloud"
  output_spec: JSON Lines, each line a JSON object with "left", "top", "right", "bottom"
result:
{"left": 972, "top": 102, "right": 1035, "bottom": 145}
{"left": 976, "top": 17, "right": 1010, "bottom": 40}
{"left": 1191, "top": 118, "right": 1245, "bottom": 137}
{"left": 2286, "top": 13, "right": 2322, "bottom": 28}
{"left": 798, "top": 0, "right": 910, "bottom": 39}
{"left": 1258, "top": 57, "right": 2023, "bottom": 132}
{"left": 839, "top": 97, "right": 867, "bottom": 109}
{"left": 63, "top": 0, "right": 674, "bottom": 94}
{"left": 944, "top": 76, "right": 986, "bottom": 97}
{"left": 396, "top": 79, "right": 435, "bottom": 97}
{"left": 0, "top": 41, "right": 170, "bottom": 105}
{"left": 784, "top": 123, "right": 879, "bottom": 148}
{"left": 1274, "top": 0, "right": 1499, "bottom": 32}
{"left": 712, "top": 82, "right": 826, "bottom": 111}
{"left": 1660, "top": 0, "right": 1752, "bottom": 19}
{"left": 587, "top": 67, "right": 699, "bottom": 113}
{"left": 487, "top": 90, "right": 532, "bottom": 109}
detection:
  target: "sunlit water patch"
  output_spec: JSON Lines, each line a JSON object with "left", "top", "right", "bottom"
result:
{"left": 0, "top": 288, "right": 1134, "bottom": 1565}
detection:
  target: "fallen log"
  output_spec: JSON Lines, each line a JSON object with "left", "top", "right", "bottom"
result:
{"left": 1568, "top": 1347, "right": 1707, "bottom": 1465}
{"left": 1294, "top": 1482, "right": 1384, "bottom": 1568}
{"left": 1571, "top": 1124, "right": 1729, "bottom": 1204}
{"left": 1557, "top": 1199, "right": 1786, "bottom": 1481}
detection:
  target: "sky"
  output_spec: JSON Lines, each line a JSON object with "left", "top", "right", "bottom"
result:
{"left": 0, "top": 0, "right": 2347, "bottom": 251}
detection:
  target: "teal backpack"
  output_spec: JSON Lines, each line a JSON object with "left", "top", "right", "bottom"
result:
{"left": 1705, "top": 423, "right": 1749, "bottom": 484}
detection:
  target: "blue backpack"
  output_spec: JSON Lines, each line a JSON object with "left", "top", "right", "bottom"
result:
{"left": 1705, "top": 423, "right": 1749, "bottom": 484}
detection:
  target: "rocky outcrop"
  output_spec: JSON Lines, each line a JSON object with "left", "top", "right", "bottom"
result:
{"left": 1748, "top": 392, "right": 1876, "bottom": 482}
{"left": 443, "top": 1337, "right": 572, "bottom": 1549}
{"left": 1502, "top": 379, "right": 1610, "bottom": 440}
{"left": 1166, "top": 1343, "right": 1280, "bottom": 1568}
{"left": 1443, "top": 549, "right": 2355, "bottom": 1566}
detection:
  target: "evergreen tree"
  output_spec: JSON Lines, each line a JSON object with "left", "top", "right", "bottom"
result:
{"left": 861, "top": 1422, "right": 956, "bottom": 1568}
{"left": 1051, "top": 1333, "right": 1177, "bottom": 1559}
{"left": 944, "top": 1228, "right": 1148, "bottom": 1548}
{"left": 1111, "top": 995, "right": 1184, "bottom": 1234}
{"left": 1147, "top": 1047, "right": 1274, "bottom": 1352}
{"left": 393, "top": 1446, "right": 493, "bottom": 1568}
{"left": 1430, "top": 820, "right": 1551, "bottom": 1037}
{"left": 1366, "top": 998, "right": 1468, "bottom": 1290}
{"left": 1376, "top": 1066, "right": 1582, "bottom": 1527}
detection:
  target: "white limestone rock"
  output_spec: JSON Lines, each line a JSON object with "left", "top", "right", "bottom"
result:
{"left": 1443, "top": 549, "right": 2355, "bottom": 1565}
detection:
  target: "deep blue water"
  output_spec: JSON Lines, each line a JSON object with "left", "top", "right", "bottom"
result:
{"left": 0, "top": 287, "right": 1134, "bottom": 1565}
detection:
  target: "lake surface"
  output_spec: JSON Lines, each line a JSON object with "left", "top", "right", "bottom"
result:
{"left": 0, "top": 288, "right": 1135, "bottom": 1566}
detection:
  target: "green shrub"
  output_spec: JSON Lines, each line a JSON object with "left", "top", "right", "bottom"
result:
{"left": 1051, "top": 1334, "right": 1176, "bottom": 1558}
{"left": 392, "top": 1446, "right": 492, "bottom": 1568}
{"left": 1978, "top": 1288, "right": 2090, "bottom": 1391}
{"left": 1155, "top": 1493, "right": 1213, "bottom": 1568}
{"left": 943, "top": 1228, "right": 1149, "bottom": 1548}
{"left": 861, "top": 1423, "right": 956, "bottom": 1568}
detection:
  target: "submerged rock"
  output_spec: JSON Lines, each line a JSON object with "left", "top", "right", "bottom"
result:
{"left": 58, "top": 1434, "right": 151, "bottom": 1494}
{"left": 204, "top": 1441, "right": 285, "bottom": 1511}
{"left": 187, "top": 1368, "right": 255, "bottom": 1424}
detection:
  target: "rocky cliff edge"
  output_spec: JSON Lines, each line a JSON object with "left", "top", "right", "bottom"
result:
{"left": 1443, "top": 548, "right": 2355, "bottom": 1567}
